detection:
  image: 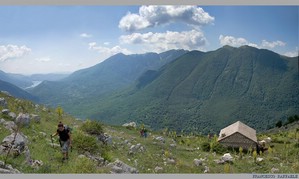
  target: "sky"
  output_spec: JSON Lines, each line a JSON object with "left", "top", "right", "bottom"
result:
{"left": 0, "top": 6, "right": 298, "bottom": 75}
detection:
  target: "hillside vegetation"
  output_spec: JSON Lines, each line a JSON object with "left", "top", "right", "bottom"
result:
{"left": 0, "top": 92, "right": 299, "bottom": 174}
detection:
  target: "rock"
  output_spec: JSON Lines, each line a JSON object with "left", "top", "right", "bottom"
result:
{"left": 170, "top": 144, "right": 176, "bottom": 148}
{"left": 0, "top": 118, "right": 5, "bottom": 124}
{"left": 1, "top": 109, "right": 10, "bottom": 115}
{"left": 49, "top": 143, "right": 60, "bottom": 148}
{"left": 221, "top": 153, "right": 233, "bottom": 162}
{"left": 154, "top": 136, "right": 165, "bottom": 143}
{"left": 0, "top": 98, "right": 7, "bottom": 107}
{"left": 129, "top": 143, "right": 146, "bottom": 155}
{"left": 1, "top": 132, "right": 28, "bottom": 156}
{"left": 31, "top": 114, "right": 41, "bottom": 123}
{"left": 0, "top": 160, "right": 21, "bottom": 174}
{"left": 15, "top": 113, "right": 30, "bottom": 127}
{"left": 8, "top": 112, "right": 16, "bottom": 119}
{"left": 97, "top": 133, "right": 112, "bottom": 145}
{"left": 204, "top": 166, "right": 210, "bottom": 173}
{"left": 108, "top": 159, "right": 138, "bottom": 174}
{"left": 122, "top": 122, "right": 136, "bottom": 128}
{"left": 194, "top": 159, "right": 203, "bottom": 166}
{"left": 31, "top": 160, "right": 43, "bottom": 169}
{"left": 271, "top": 167, "right": 279, "bottom": 173}
{"left": 167, "top": 158, "right": 176, "bottom": 165}
{"left": 3, "top": 121, "right": 17, "bottom": 132}
{"left": 256, "top": 157, "right": 264, "bottom": 162}
{"left": 154, "top": 166, "right": 163, "bottom": 173}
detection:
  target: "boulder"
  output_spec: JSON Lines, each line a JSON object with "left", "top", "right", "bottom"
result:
{"left": 265, "top": 137, "right": 272, "bottom": 144}
{"left": 167, "top": 158, "right": 176, "bottom": 165}
{"left": 221, "top": 153, "right": 233, "bottom": 162}
{"left": 0, "top": 118, "right": 5, "bottom": 124}
{"left": 122, "top": 122, "right": 136, "bottom": 128}
{"left": 31, "top": 114, "right": 41, "bottom": 123}
{"left": 214, "top": 159, "right": 225, "bottom": 165}
{"left": 170, "top": 144, "right": 176, "bottom": 148}
{"left": 0, "top": 160, "right": 21, "bottom": 174}
{"left": 15, "top": 113, "right": 30, "bottom": 127}
{"left": 1, "top": 109, "right": 10, "bottom": 115}
{"left": 0, "top": 98, "right": 7, "bottom": 107}
{"left": 3, "top": 121, "right": 17, "bottom": 132}
{"left": 129, "top": 143, "right": 146, "bottom": 155}
{"left": 1, "top": 132, "right": 28, "bottom": 156}
{"left": 108, "top": 159, "right": 138, "bottom": 174}
{"left": 194, "top": 159, "right": 203, "bottom": 166}
{"left": 31, "top": 160, "right": 43, "bottom": 169}
{"left": 8, "top": 112, "right": 17, "bottom": 120}
{"left": 154, "top": 166, "right": 163, "bottom": 173}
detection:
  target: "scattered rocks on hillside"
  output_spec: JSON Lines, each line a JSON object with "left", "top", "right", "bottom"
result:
{"left": 166, "top": 158, "right": 176, "bottom": 165}
{"left": 0, "top": 160, "right": 21, "bottom": 174}
{"left": 122, "top": 122, "right": 137, "bottom": 129}
{"left": 0, "top": 132, "right": 28, "bottom": 156}
{"left": 31, "top": 114, "right": 41, "bottom": 123}
{"left": 8, "top": 112, "right": 17, "bottom": 120}
{"left": 129, "top": 143, "right": 146, "bottom": 155}
{"left": 84, "top": 153, "right": 106, "bottom": 167}
{"left": 15, "top": 113, "right": 30, "bottom": 127}
{"left": 1, "top": 109, "right": 10, "bottom": 115}
{"left": 154, "top": 166, "right": 163, "bottom": 173}
{"left": 154, "top": 136, "right": 165, "bottom": 143}
{"left": 107, "top": 159, "right": 139, "bottom": 174}
{"left": 170, "top": 143, "right": 176, "bottom": 148}
{"left": 0, "top": 98, "right": 8, "bottom": 107}
{"left": 194, "top": 159, "right": 203, "bottom": 166}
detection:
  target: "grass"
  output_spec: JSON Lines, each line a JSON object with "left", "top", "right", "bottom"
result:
{"left": 1, "top": 92, "right": 299, "bottom": 174}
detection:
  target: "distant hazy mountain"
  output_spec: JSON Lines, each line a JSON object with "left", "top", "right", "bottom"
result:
{"left": 29, "top": 49, "right": 188, "bottom": 107}
{"left": 0, "top": 70, "right": 33, "bottom": 88}
{"left": 86, "top": 46, "right": 298, "bottom": 133}
{"left": 0, "top": 79, "right": 38, "bottom": 101}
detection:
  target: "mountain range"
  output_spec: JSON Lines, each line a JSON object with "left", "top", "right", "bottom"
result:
{"left": 25, "top": 46, "right": 299, "bottom": 133}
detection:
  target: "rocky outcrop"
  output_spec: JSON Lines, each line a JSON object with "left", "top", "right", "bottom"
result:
{"left": 154, "top": 136, "right": 165, "bottom": 143}
{"left": 107, "top": 159, "right": 138, "bottom": 174}
{"left": 2, "top": 109, "right": 10, "bottom": 115}
{"left": 122, "top": 122, "right": 136, "bottom": 128}
{"left": 129, "top": 143, "right": 146, "bottom": 155}
{"left": 0, "top": 132, "right": 28, "bottom": 156}
{"left": 15, "top": 113, "right": 30, "bottom": 127}
{"left": 0, "top": 160, "right": 21, "bottom": 174}
{"left": 0, "top": 98, "right": 7, "bottom": 107}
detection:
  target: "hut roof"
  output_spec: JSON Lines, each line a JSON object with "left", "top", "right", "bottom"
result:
{"left": 218, "top": 121, "right": 257, "bottom": 143}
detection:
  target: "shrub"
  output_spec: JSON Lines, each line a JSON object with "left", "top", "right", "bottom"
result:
{"left": 201, "top": 142, "right": 210, "bottom": 152}
{"left": 80, "top": 120, "right": 104, "bottom": 135}
{"left": 73, "top": 131, "right": 99, "bottom": 153}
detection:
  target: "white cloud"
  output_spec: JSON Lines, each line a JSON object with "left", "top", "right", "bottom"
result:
{"left": 120, "top": 30, "right": 207, "bottom": 53}
{"left": 103, "top": 42, "right": 111, "bottom": 46}
{"left": 219, "top": 35, "right": 255, "bottom": 47}
{"left": 119, "top": 5, "right": 214, "bottom": 32}
{"left": 284, "top": 47, "right": 298, "bottom": 57}
{"left": 80, "top": 33, "right": 92, "bottom": 38}
{"left": 35, "top": 57, "right": 51, "bottom": 62}
{"left": 88, "top": 42, "right": 132, "bottom": 56}
{"left": 261, "top": 40, "right": 286, "bottom": 49}
{"left": 0, "top": 44, "right": 31, "bottom": 62}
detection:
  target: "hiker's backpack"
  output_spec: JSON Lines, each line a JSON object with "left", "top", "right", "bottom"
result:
{"left": 64, "top": 125, "right": 72, "bottom": 134}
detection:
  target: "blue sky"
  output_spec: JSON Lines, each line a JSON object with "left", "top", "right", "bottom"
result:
{"left": 0, "top": 6, "right": 298, "bottom": 75}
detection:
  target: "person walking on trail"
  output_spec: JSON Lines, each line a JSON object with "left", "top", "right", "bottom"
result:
{"left": 51, "top": 122, "right": 72, "bottom": 161}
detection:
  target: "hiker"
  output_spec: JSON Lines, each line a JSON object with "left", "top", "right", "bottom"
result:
{"left": 143, "top": 127, "right": 148, "bottom": 138}
{"left": 140, "top": 128, "right": 144, "bottom": 137}
{"left": 51, "top": 122, "right": 72, "bottom": 161}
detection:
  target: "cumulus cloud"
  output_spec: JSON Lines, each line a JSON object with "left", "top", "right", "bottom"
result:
{"left": 80, "top": 33, "right": 92, "bottom": 38}
{"left": 88, "top": 42, "right": 132, "bottom": 56}
{"left": 219, "top": 35, "right": 287, "bottom": 50}
{"left": 219, "top": 35, "right": 255, "bottom": 47}
{"left": 120, "top": 30, "right": 207, "bottom": 53}
{"left": 261, "top": 40, "right": 286, "bottom": 49}
{"left": 119, "top": 5, "right": 214, "bottom": 32}
{"left": 0, "top": 45, "right": 31, "bottom": 62}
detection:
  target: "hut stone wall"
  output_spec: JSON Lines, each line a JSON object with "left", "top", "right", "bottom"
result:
{"left": 219, "top": 132, "right": 256, "bottom": 149}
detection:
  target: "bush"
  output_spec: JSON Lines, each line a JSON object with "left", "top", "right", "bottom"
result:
{"left": 80, "top": 120, "right": 104, "bottom": 135}
{"left": 201, "top": 142, "right": 210, "bottom": 152}
{"left": 73, "top": 131, "right": 99, "bottom": 153}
